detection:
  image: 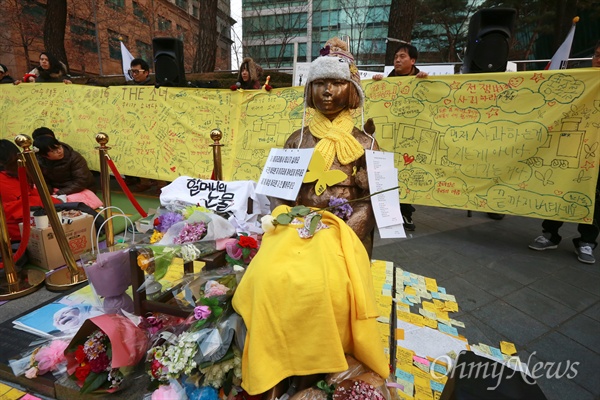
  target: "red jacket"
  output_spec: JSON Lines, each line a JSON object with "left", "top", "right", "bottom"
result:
{"left": 0, "top": 171, "right": 60, "bottom": 242}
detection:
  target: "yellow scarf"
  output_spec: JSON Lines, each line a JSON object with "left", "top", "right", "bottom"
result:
{"left": 309, "top": 109, "right": 365, "bottom": 170}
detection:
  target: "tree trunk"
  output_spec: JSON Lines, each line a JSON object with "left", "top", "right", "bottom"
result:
{"left": 385, "top": 0, "right": 418, "bottom": 65}
{"left": 43, "top": 0, "right": 69, "bottom": 71}
{"left": 194, "top": 0, "right": 218, "bottom": 73}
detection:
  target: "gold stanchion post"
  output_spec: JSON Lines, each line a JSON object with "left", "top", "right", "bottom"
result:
{"left": 0, "top": 169, "right": 46, "bottom": 299}
{"left": 96, "top": 133, "right": 114, "bottom": 247}
{"left": 14, "top": 134, "right": 87, "bottom": 291}
{"left": 210, "top": 129, "right": 223, "bottom": 181}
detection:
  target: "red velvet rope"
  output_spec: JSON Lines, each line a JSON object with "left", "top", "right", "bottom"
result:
{"left": 104, "top": 156, "right": 148, "bottom": 218}
{"left": 0, "top": 165, "right": 30, "bottom": 269}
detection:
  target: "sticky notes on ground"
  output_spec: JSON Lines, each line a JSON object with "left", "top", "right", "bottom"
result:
{"left": 500, "top": 340, "right": 517, "bottom": 355}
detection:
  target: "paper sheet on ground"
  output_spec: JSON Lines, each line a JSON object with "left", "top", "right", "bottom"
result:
{"left": 396, "top": 320, "right": 468, "bottom": 360}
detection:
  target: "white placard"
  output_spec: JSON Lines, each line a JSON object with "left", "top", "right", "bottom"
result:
{"left": 365, "top": 150, "right": 406, "bottom": 238}
{"left": 255, "top": 148, "right": 313, "bottom": 200}
{"left": 293, "top": 62, "right": 311, "bottom": 86}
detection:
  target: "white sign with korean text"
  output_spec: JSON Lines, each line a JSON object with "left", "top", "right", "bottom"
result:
{"left": 256, "top": 148, "right": 313, "bottom": 201}
{"left": 365, "top": 150, "right": 406, "bottom": 238}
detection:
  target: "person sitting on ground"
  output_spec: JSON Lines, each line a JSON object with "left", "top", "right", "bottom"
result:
{"left": 129, "top": 58, "right": 152, "bottom": 85}
{"left": 25, "top": 52, "right": 72, "bottom": 84}
{"left": 33, "top": 131, "right": 101, "bottom": 209}
{"left": 0, "top": 63, "right": 21, "bottom": 85}
{"left": 233, "top": 37, "right": 389, "bottom": 400}
{"left": 234, "top": 57, "right": 262, "bottom": 89}
{"left": 0, "top": 139, "right": 61, "bottom": 245}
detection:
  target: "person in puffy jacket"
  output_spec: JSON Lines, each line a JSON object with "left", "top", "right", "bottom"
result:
{"left": 33, "top": 133, "right": 95, "bottom": 196}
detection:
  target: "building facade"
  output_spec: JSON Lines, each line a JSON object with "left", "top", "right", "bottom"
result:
{"left": 242, "top": 0, "right": 390, "bottom": 68}
{"left": 0, "top": 0, "right": 235, "bottom": 79}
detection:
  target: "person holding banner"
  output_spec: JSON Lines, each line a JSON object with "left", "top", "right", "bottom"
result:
{"left": 373, "top": 43, "right": 428, "bottom": 230}
{"left": 234, "top": 57, "right": 263, "bottom": 90}
{"left": 528, "top": 40, "right": 600, "bottom": 264}
{"left": 233, "top": 37, "right": 389, "bottom": 399}
{"left": 25, "top": 52, "right": 71, "bottom": 84}
{"left": 129, "top": 58, "right": 152, "bottom": 86}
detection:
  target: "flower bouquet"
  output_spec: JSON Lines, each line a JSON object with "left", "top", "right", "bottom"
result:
{"left": 150, "top": 205, "right": 236, "bottom": 246}
{"left": 224, "top": 234, "right": 260, "bottom": 267}
{"left": 64, "top": 314, "right": 149, "bottom": 394}
{"left": 9, "top": 339, "right": 70, "bottom": 380}
{"left": 145, "top": 270, "right": 246, "bottom": 398}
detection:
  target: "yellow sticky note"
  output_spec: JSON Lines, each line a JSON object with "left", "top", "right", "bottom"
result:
{"left": 433, "top": 299, "right": 445, "bottom": 309}
{"left": 422, "top": 301, "right": 437, "bottom": 312}
{"left": 410, "top": 314, "right": 425, "bottom": 326}
{"left": 422, "top": 317, "right": 438, "bottom": 329}
{"left": 436, "top": 310, "right": 450, "bottom": 321}
{"left": 405, "top": 286, "right": 417, "bottom": 296}
{"left": 396, "top": 346, "right": 414, "bottom": 369}
{"left": 444, "top": 301, "right": 459, "bottom": 312}
{"left": 425, "top": 277, "right": 438, "bottom": 292}
{"left": 500, "top": 341, "right": 517, "bottom": 355}
{"left": 396, "top": 328, "right": 405, "bottom": 340}
{"left": 397, "top": 309, "right": 412, "bottom": 322}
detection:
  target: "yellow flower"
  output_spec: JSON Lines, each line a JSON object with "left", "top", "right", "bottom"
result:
{"left": 137, "top": 253, "right": 151, "bottom": 271}
{"left": 149, "top": 230, "right": 164, "bottom": 244}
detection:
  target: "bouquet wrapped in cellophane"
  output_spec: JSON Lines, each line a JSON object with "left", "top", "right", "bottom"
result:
{"left": 9, "top": 338, "right": 70, "bottom": 380}
{"left": 145, "top": 267, "right": 247, "bottom": 399}
{"left": 149, "top": 204, "right": 235, "bottom": 246}
{"left": 64, "top": 314, "right": 149, "bottom": 394}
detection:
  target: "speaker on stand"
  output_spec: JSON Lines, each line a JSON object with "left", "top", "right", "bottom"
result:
{"left": 152, "top": 37, "right": 186, "bottom": 87}
{"left": 461, "top": 8, "right": 517, "bottom": 74}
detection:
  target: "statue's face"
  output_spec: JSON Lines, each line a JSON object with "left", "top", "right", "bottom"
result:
{"left": 311, "top": 78, "right": 351, "bottom": 120}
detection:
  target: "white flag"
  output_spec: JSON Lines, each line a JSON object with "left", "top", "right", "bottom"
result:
{"left": 120, "top": 41, "right": 135, "bottom": 81}
{"left": 546, "top": 17, "right": 579, "bottom": 70}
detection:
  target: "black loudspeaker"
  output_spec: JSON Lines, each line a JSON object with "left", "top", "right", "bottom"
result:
{"left": 153, "top": 37, "right": 186, "bottom": 86}
{"left": 461, "top": 8, "right": 516, "bottom": 74}
{"left": 440, "top": 351, "right": 548, "bottom": 400}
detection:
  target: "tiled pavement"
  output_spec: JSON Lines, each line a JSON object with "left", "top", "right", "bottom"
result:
{"left": 373, "top": 206, "right": 600, "bottom": 400}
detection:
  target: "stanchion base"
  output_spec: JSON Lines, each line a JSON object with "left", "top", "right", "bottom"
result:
{"left": 45, "top": 266, "right": 87, "bottom": 291}
{"left": 0, "top": 269, "right": 46, "bottom": 300}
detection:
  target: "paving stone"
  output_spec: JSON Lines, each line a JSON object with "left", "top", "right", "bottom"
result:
{"left": 460, "top": 266, "right": 522, "bottom": 297}
{"left": 526, "top": 353, "right": 596, "bottom": 400}
{"left": 437, "top": 276, "right": 497, "bottom": 312}
{"left": 455, "top": 314, "right": 505, "bottom": 346}
{"left": 484, "top": 256, "right": 553, "bottom": 286}
{"left": 582, "top": 301, "right": 600, "bottom": 322}
{"left": 557, "top": 314, "right": 600, "bottom": 353}
{"left": 552, "top": 266, "right": 600, "bottom": 295}
{"left": 526, "top": 331, "right": 600, "bottom": 394}
{"left": 471, "top": 300, "right": 547, "bottom": 347}
{"left": 503, "top": 287, "right": 577, "bottom": 327}
{"left": 529, "top": 275, "right": 599, "bottom": 312}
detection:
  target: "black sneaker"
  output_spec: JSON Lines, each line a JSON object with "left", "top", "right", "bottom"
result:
{"left": 403, "top": 215, "right": 416, "bottom": 231}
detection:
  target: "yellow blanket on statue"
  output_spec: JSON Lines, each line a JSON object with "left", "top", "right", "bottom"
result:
{"left": 232, "top": 206, "right": 390, "bottom": 395}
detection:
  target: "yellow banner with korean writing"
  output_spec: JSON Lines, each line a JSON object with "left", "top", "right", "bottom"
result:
{"left": 1, "top": 68, "right": 598, "bottom": 223}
